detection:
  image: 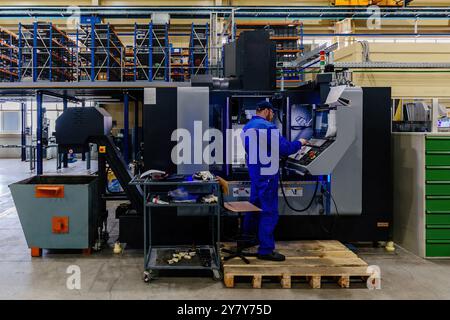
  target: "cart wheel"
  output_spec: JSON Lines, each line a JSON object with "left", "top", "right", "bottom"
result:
{"left": 143, "top": 270, "right": 152, "bottom": 283}
{"left": 212, "top": 269, "right": 223, "bottom": 281}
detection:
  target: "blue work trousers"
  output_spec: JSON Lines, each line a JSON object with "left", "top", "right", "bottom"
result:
{"left": 243, "top": 175, "right": 279, "bottom": 255}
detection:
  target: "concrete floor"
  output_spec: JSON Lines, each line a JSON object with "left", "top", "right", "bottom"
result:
{"left": 1, "top": 158, "right": 450, "bottom": 299}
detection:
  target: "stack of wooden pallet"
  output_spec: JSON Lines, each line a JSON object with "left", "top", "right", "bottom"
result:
{"left": 222, "top": 240, "right": 370, "bottom": 289}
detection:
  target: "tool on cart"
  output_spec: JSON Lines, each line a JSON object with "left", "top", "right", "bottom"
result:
{"left": 193, "top": 171, "right": 215, "bottom": 181}
{"left": 140, "top": 169, "right": 168, "bottom": 180}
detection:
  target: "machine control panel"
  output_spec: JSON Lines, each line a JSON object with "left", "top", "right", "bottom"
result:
{"left": 289, "top": 138, "right": 335, "bottom": 166}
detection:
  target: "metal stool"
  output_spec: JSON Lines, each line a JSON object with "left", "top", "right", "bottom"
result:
{"left": 222, "top": 201, "right": 261, "bottom": 264}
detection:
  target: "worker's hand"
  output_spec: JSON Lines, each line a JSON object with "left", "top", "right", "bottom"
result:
{"left": 299, "top": 138, "right": 309, "bottom": 146}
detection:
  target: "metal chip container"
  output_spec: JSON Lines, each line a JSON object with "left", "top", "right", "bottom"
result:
{"left": 9, "top": 175, "right": 99, "bottom": 255}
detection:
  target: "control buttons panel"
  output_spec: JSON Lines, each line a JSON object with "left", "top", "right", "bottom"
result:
{"left": 288, "top": 138, "right": 335, "bottom": 166}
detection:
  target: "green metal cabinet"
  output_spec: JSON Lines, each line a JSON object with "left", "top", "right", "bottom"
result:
{"left": 394, "top": 133, "right": 450, "bottom": 258}
{"left": 426, "top": 137, "right": 450, "bottom": 257}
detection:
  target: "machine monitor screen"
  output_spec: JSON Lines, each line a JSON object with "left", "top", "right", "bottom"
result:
{"left": 290, "top": 104, "right": 330, "bottom": 140}
{"left": 290, "top": 104, "right": 313, "bottom": 141}
{"left": 314, "top": 110, "right": 329, "bottom": 138}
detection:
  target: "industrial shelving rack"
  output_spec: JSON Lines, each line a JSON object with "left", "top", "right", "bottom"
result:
{"left": 0, "top": 27, "right": 19, "bottom": 81}
{"left": 18, "top": 22, "right": 76, "bottom": 82}
{"left": 77, "top": 21, "right": 125, "bottom": 81}
{"left": 2, "top": 20, "right": 304, "bottom": 85}
{"left": 133, "top": 23, "right": 169, "bottom": 81}
{"left": 133, "top": 23, "right": 151, "bottom": 81}
{"left": 170, "top": 46, "right": 190, "bottom": 82}
{"left": 189, "top": 23, "right": 209, "bottom": 76}
{"left": 124, "top": 45, "right": 134, "bottom": 81}
{"left": 17, "top": 23, "right": 33, "bottom": 81}
{"left": 152, "top": 23, "right": 169, "bottom": 81}
{"left": 234, "top": 21, "right": 304, "bottom": 86}
{"left": 130, "top": 176, "right": 222, "bottom": 282}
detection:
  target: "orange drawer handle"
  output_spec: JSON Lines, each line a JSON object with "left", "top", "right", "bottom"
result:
{"left": 35, "top": 185, "right": 64, "bottom": 198}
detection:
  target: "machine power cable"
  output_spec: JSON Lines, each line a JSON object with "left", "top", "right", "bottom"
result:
{"left": 320, "top": 188, "right": 340, "bottom": 235}
{"left": 278, "top": 172, "right": 319, "bottom": 213}
{"left": 278, "top": 163, "right": 339, "bottom": 236}
{"left": 325, "top": 189, "right": 340, "bottom": 217}
{"left": 279, "top": 173, "right": 333, "bottom": 236}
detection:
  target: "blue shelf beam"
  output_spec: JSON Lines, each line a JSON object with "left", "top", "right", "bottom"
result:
{"left": 123, "top": 91, "right": 129, "bottom": 164}
{"left": 62, "top": 97, "right": 68, "bottom": 168}
{"left": 299, "top": 22, "right": 304, "bottom": 82}
{"left": 164, "top": 23, "right": 169, "bottom": 81}
{"left": 32, "top": 22, "right": 37, "bottom": 82}
{"left": 49, "top": 23, "right": 52, "bottom": 80}
{"left": 90, "top": 17, "right": 96, "bottom": 82}
{"left": 36, "top": 90, "right": 43, "bottom": 175}
{"left": 149, "top": 23, "right": 153, "bottom": 81}
{"left": 107, "top": 23, "right": 111, "bottom": 81}
{"left": 133, "top": 23, "right": 137, "bottom": 81}
{"left": 134, "top": 97, "right": 139, "bottom": 160}
{"left": 189, "top": 23, "right": 209, "bottom": 76}
{"left": 20, "top": 102, "right": 26, "bottom": 161}
{"left": 18, "top": 23, "right": 22, "bottom": 81}
{"left": 205, "top": 23, "right": 209, "bottom": 71}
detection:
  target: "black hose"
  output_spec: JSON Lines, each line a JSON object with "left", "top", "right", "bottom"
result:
{"left": 320, "top": 188, "right": 340, "bottom": 236}
{"left": 279, "top": 161, "right": 341, "bottom": 236}
{"left": 278, "top": 171, "right": 319, "bottom": 213}
{"left": 326, "top": 189, "right": 340, "bottom": 217}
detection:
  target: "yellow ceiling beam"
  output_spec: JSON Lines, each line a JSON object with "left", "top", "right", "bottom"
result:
{"left": 231, "top": 0, "right": 329, "bottom": 4}
{"left": 409, "top": 0, "right": 450, "bottom": 6}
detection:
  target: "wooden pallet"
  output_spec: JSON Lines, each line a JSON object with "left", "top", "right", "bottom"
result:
{"left": 222, "top": 240, "right": 369, "bottom": 289}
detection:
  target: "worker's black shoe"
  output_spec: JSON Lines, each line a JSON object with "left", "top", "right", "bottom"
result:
{"left": 257, "top": 251, "right": 285, "bottom": 261}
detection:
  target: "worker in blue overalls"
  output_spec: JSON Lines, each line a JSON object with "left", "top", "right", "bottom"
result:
{"left": 241, "top": 100, "right": 307, "bottom": 261}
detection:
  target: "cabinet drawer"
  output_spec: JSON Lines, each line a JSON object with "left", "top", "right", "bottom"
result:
{"left": 426, "top": 167, "right": 450, "bottom": 181}
{"left": 426, "top": 225, "right": 450, "bottom": 240}
{"left": 426, "top": 240, "right": 450, "bottom": 257}
{"left": 426, "top": 182, "right": 450, "bottom": 195}
{"left": 426, "top": 213, "right": 450, "bottom": 225}
{"left": 426, "top": 152, "right": 450, "bottom": 166}
{"left": 426, "top": 137, "right": 450, "bottom": 151}
{"left": 426, "top": 197, "right": 450, "bottom": 211}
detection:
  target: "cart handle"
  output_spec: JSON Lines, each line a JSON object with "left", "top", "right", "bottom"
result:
{"left": 35, "top": 185, "right": 65, "bottom": 198}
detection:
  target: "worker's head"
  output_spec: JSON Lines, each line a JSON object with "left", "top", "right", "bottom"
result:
{"left": 256, "top": 100, "right": 274, "bottom": 122}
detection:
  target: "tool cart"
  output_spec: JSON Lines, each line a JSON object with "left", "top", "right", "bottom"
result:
{"left": 130, "top": 176, "right": 222, "bottom": 282}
